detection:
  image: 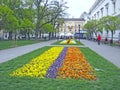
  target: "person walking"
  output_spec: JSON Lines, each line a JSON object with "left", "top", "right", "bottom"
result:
{"left": 97, "top": 34, "right": 101, "bottom": 45}
{"left": 104, "top": 37, "right": 108, "bottom": 44}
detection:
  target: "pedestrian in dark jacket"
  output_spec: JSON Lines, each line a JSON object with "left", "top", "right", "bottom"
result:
{"left": 104, "top": 37, "right": 108, "bottom": 44}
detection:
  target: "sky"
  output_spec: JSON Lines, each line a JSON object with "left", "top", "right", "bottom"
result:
{"left": 65, "top": 0, "right": 96, "bottom": 18}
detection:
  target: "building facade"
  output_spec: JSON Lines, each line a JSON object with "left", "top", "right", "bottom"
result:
{"left": 89, "top": 0, "right": 120, "bottom": 19}
{"left": 80, "top": 12, "right": 89, "bottom": 23}
{"left": 59, "top": 18, "right": 85, "bottom": 36}
{"left": 88, "top": 0, "right": 120, "bottom": 40}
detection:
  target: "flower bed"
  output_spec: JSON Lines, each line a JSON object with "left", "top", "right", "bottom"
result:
{"left": 60, "top": 39, "right": 76, "bottom": 44}
{"left": 57, "top": 47, "right": 96, "bottom": 80}
{"left": 46, "top": 47, "right": 68, "bottom": 78}
{"left": 10, "top": 47, "right": 64, "bottom": 78}
{"left": 10, "top": 47, "right": 96, "bottom": 80}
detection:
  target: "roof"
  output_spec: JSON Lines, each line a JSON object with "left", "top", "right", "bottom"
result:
{"left": 64, "top": 18, "right": 85, "bottom": 21}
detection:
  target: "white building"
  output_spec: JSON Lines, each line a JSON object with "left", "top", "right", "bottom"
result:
{"left": 88, "top": 0, "right": 120, "bottom": 40}
{"left": 80, "top": 12, "right": 89, "bottom": 23}
{"left": 60, "top": 18, "right": 85, "bottom": 35}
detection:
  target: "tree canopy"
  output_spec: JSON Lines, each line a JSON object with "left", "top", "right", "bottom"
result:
{"left": 0, "top": 0, "right": 68, "bottom": 40}
{"left": 84, "top": 15, "right": 120, "bottom": 43}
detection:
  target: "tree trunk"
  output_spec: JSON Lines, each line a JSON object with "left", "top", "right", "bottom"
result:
{"left": 95, "top": 32, "right": 97, "bottom": 41}
{"left": 54, "top": 31, "right": 56, "bottom": 38}
{"left": 39, "top": 31, "right": 41, "bottom": 39}
{"left": 48, "top": 32, "right": 51, "bottom": 40}
{"left": 8, "top": 31, "right": 13, "bottom": 40}
{"left": 106, "top": 30, "right": 108, "bottom": 38}
{"left": 35, "top": 2, "right": 40, "bottom": 41}
{"left": 27, "top": 32, "right": 30, "bottom": 40}
{"left": 110, "top": 30, "right": 114, "bottom": 45}
{"left": 12, "top": 33, "right": 17, "bottom": 47}
{"left": 25, "top": 33, "right": 27, "bottom": 40}
{"left": 35, "top": 23, "right": 39, "bottom": 40}
{"left": 52, "top": 32, "right": 54, "bottom": 39}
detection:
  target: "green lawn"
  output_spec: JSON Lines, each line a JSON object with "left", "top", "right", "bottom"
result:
{"left": 0, "top": 47, "right": 120, "bottom": 90}
{"left": 0, "top": 40, "right": 42, "bottom": 50}
{"left": 52, "top": 39, "right": 84, "bottom": 45}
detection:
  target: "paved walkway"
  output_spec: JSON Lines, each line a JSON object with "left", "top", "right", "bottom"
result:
{"left": 0, "top": 39, "right": 120, "bottom": 68}
{"left": 80, "top": 40, "right": 120, "bottom": 68}
{"left": 0, "top": 40, "right": 56, "bottom": 63}
{"left": 51, "top": 44, "right": 87, "bottom": 47}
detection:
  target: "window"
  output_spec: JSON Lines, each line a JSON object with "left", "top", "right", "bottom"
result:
{"left": 100, "top": 8, "right": 104, "bottom": 17}
{"left": 97, "top": 11, "right": 99, "bottom": 19}
{"left": 112, "top": 0, "right": 116, "bottom": 14}
{"left": 94, "top": 14, "right": 96, "bottom": 19}
{"left": 105, "top": 3, "right": 109, "bottom": 15}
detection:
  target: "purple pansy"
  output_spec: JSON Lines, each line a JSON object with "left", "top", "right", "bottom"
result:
{"left": 46, "top": 47, "right": 68, "bottom": 78}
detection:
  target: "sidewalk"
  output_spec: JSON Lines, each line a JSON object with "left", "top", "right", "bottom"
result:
{"left": 0, "top": 39, "right": 120, "bottom": 68}
{"left": 0, "top": 40, "right": 56, "bottom": 63}
{"left": 80, "top": 40, "right": 120, "bottom": 68}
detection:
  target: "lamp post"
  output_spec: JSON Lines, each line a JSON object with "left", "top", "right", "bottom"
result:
{"left": 64, "top": 23, "right": 66, "bottom": 38}
{"left": 78, "top": 24, "right": 80, "bottom": 41}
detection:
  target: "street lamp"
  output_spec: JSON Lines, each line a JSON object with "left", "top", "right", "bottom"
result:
{"left": 78, "top": 24, "right": 80, "bottom": 41}
{"left": 64, "top": 23, "right": 66, "bottom": 38}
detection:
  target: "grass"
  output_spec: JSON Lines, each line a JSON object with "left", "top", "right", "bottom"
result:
{"left": 52, "top": 39, "right": 84, "bottom": 45}
{"left": 111, "top": 42, "right": 120, "bottom": 47}
{"left": 0, "top": 47, "right": 120, "bottom": 90}
{"left": 0, "top": 40, "right": 42, "bottom": 50}
{"left": 80, "top": 48, "right": 120, "bottom": 90}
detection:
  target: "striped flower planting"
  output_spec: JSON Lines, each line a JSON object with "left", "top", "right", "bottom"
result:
{"left": 46, "top": 47, "right": 68, "bottom": 78}
{"left": 10, "top": 47, "right": 64, "bottom": 78}
{"left": 57, "top": 47, "right": 96, "bottom": 80}
{"left": 10, "top": 47, "right": 96, "bottom": 80}
{"left": 60, "top": 39, "right": 76, "bottom": 44}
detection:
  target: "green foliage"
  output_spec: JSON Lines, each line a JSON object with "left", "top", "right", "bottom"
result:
{"left": 98, "top": 16, "right": 120, "bottom": 41}
{"left": 20, "top": 8, "right": 35, "bottom": 22}
{"left": 84, "top": 16, "right": 120, "bottom": 40}
{"left": 0, "top": 5, "right": 19, "bottom": 33}
{"left": 33, "top": 0, "right": 67, "bottom": 39}
{"left": 20, "top": 18, "right": 34, "bottom": 29}
{"left": 84, "top": 20, "right": 98, "bottom": 37}
{"left": 99, "top": 16, "right": 120, "bottom": 31}
{"left": 97, "top": 19, "right": 104, "bottom": 33}
{"left": 0, "top": 5, "right": 13, "bottom": 29}
{"left": 43, "top": 23, "right": 54, "bottom": 33}
{"left": 0, "top": 5, "right": 13, "bottom": 15}
{"left": 84, "top": 20, "right": 94, "bottom": 31}
{"left": 6, "top": 15, "right": 19, "bottom": 31}
{"left": 0, "top": 0, "right": 68, "bottom": 40}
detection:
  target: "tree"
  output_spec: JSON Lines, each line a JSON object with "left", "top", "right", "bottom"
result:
{"left": 97, "top": 19, "right": 104, "bottom": 33}
{"left": 49, "top": 0, "right": 68, "bottom": 38}
{"left": 0, "top": 5, "right": 13, "bottom": 29}
{"left": 0, "top": 0, "right": 24, "bottom": 40}
{"left": 4, "top": 11, "right": 19, "bottom": 46}
{"left": 0, "top": 0, "right": 68, "bottom": 41}
{"left": 32, "top": 0, "right": 67, "bottom": 40}
{"left": 0, "top": 5, "right": 18, "bottom": 40}
{"left": 99, "top": 16, "right": 120, "bottom": 44}
{"left": 20, "top": 18, "right": 35, "bottom": 39}
{"left": 83, "top": 20, "right": 98, "bottom": 39}
{"left": 5, "top": 15, "right": 19, "bottom": 42}
{"left": 43, "top": 23, "right": 54, "bottom": 40}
